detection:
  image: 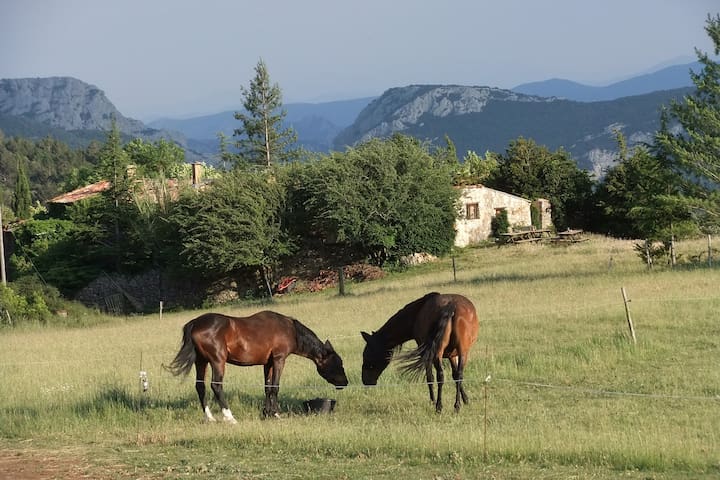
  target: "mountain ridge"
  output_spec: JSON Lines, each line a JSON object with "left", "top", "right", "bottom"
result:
{"left": 334, "top": 85, "right": 691, "bottom": 177}
{"left": 0, "top": 60, "right": 698, "bottom": 172}
{"left": 511, "top": 61, "right": 700, "bottom": 101}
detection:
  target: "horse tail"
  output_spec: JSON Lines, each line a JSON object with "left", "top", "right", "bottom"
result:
{"left": 399, "top": 302, "right": 455, "bottom": 380}
{"left": 165, "top": 319, "right": 197, "bottom": 377}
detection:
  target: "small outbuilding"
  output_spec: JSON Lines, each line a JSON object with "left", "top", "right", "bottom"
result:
{"left": 454, "top": 185, "right": 551, "bottom": 247}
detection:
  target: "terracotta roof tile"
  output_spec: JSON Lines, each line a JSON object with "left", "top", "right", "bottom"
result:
{"left": 48, "top": 180, "right": 111, "bottom": 204}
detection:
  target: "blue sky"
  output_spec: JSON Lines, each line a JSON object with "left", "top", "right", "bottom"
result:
{"left": 1, "top": 0, "right": 716, "bottom": 120}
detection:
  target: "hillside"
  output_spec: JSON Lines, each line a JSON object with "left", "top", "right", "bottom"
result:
{"left": 334, "top": 85, "right": 691, "bottom": 176}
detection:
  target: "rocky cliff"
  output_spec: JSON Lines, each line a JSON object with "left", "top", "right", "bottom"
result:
{"left": 334, "top": 84, "right": 690, "bottom": 176}
{"left": 334, "top": 85, "right": 554, "bottom": 147}
{"left": 0, "top": 77, "right": 150, "bottom": 135}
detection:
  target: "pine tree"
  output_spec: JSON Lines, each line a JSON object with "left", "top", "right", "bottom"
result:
{"left": 233, "top": 59, "right": 299, "bottom": 168}
{"left": 655, "top": 14, "right": 720, "bottom": 231}
{"left": 12, "top": 159, "right": 32, "bottom": 219}
{"left": 94, "top": 119, "right": 134, "bottom": 270}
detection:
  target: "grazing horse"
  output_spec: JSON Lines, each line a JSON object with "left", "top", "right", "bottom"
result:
{"left": 361, "top": 292, "right": 479, "bottom": 413}
{"left": 167, "top": 311, "right": 348, "bottom": 421}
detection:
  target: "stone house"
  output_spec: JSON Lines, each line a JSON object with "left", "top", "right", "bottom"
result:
{"left": 454, "top": 185, "right": 551, "bottom": 247}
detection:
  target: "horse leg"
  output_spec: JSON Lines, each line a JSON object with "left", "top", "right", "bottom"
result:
{"left": 262, "top": 363, "right": 275, "bottom": 418}
{"left": 425, "top": 364, "right": 435, "bottom": 404}
{"left": 262, "top": 358, "right": 285, "bottom": 418}
{"left": 449, "top": 356, "right": 468, "bottom": 412}
{"left": 210, "top": 361, "right": 237, "bottom": 424}
{"left": 195, "top": 360, "right": 216, "bottom": 422}
{"left": 434, "top": 358, "right": 444, "bottom": 413}
{"left": 270, "top": 357, "right": 285, "bottom": 417}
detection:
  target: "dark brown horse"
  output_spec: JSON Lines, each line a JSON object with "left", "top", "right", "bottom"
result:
{"left": 167, "top": 311, "right": 348, "bottom": 421}
{"left": 361, "top": 292, "right": 479, "bottom": 413}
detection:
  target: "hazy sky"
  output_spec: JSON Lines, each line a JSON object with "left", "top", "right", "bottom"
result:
{"left": 1, "top": 0, "right": 716, "bottom": 120}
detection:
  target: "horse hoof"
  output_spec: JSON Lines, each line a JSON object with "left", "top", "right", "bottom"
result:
{"left": 223, "top": 417, "right": 238, "bottom": 425}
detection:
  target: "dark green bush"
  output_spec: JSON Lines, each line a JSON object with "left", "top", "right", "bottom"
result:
{"left": 491, "top": 209, "right": 510, "bottom": 237}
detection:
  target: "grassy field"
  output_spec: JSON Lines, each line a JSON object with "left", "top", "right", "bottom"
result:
{"left": 1, "top": 235, "right": 719, "bottom": 479}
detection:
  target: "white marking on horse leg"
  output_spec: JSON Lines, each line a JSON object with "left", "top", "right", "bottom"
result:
{"left": 222, "top": 408, "right": 238, "bottom": 424}
{"left": 204, "top": 405, "right": 217, "bottom": 422}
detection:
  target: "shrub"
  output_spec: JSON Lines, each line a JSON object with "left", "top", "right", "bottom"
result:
{"left": 491, "top": 209, "right": 510, "bottom": 237}
{"left": 0, "top": 282, "right": 52, "bottom": 326}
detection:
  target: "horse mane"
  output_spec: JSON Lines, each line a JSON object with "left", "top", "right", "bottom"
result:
{"left": 292, "top": 318, "right": 325, "bottom": 358}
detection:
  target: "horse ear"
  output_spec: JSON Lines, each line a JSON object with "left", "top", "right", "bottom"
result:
{"left": 324, "top": 339, "right": 334, "bottom": 351}
{"left": 361, "top": 331, "right": 371, "bottom": 342}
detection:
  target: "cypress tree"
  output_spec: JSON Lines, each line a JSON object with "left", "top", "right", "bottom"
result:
{"left": 12, "top": 159, "right": 32, "bottom": 219}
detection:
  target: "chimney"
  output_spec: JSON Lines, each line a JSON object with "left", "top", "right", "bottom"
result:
{"left": 191, "top": 162, "right": 203, "bottom": 188}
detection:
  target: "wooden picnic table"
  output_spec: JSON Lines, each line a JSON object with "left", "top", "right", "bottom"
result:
{"left": 553, "top": 229, "right": 587, "bottom": 243}
{"left": 499, "top": 229, "right": 552, "bottom": 245}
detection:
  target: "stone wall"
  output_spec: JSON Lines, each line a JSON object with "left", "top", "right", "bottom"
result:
{"left": 75, "top": 270, "right": 206, "bottom": 314}
{"left": 454, "top": 185, "right": 534, "bottom": 247}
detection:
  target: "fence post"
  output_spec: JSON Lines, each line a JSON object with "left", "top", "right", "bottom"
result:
{"left": 621, "top": 287, "right": 637, "bottom": 344}
{"left": 483, "top": 374, "right": 491, "bottom": 462}
{"left": 452, "top": 256, "right": 457, "bottom": 282}
{"left": 670, "top": 235, "right": 677, "bottom": 267}
{"left": 338, "top": 267, "right": 345, "bottom": 296}
{"left": 709, "top": 234, "right": 713, "bottom": 266}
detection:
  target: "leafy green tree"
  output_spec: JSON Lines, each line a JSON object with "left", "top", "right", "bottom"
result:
{"left": 594, "top": 131, "right": 693, "bottom": 239}
{"left": 654, "top": 14, "right": 720, "bottom": 232}
{"left": 233, "top": 59, "right": 299, "bottom": 168}
{"left": 435, "top": 134, "right": 459, "bottom": 167}
{"left": 295, "top": 134, "right": 458, "bottom": 265}
{"left": 167, "top": 169, "right": 290, "bottom": 294}
{"left": 124, "top": 138, "right": 185, "bottom": 179}
{"left": 489, "top": 137, "right": 594, "bottom": 230}
{"left": 0, "top": 134, "right": 94, "bottom": 202}
{"left": 8, "top": 218, "right": 98, "bottom": 294}
{"left": 453, "top": 150, "right": 499, "bottom": 186}
{"left": 12, "top": 159, "right": 32, "bottom": 219}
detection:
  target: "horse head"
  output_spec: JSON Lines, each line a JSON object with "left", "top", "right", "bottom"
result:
{"left": 316, "top": 340, "right": 348, "bottom": 389}
{"left": 360, "top": 331, "right": 393, "bottom": 385}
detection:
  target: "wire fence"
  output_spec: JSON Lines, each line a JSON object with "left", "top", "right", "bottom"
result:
{"left": 1, "top": 292, "right": 719, "bottom": 405}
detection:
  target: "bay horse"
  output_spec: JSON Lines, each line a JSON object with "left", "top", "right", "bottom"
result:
{"left": 361, "top": 292, "right": 479, "bottom": 413}
{"left": 167, "top": 311, "right": 348, "bottom": 422}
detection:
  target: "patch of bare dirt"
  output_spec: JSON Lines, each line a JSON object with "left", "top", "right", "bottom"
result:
{"left": 0, "top": 447, "right": 119, "bottom": 480}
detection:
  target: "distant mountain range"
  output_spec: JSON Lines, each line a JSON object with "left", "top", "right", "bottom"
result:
{"left": 511, "top": 61, "right": 700, "bottom": 101}
{"left": 0, "top": 60, "right": 700, "bottom": 174}
{"left": 148, "top": 97, "right": 375, "bottom": 154}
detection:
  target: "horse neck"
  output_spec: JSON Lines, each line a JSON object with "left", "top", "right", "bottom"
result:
{"left": 376, "top": 308, "right": 420, "bottom": 349}
{"left": 292, "top": 319, "right": 325, "bottom": 362}
{"left": 376, "top": 292, "right": 439, "bottom": 349}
